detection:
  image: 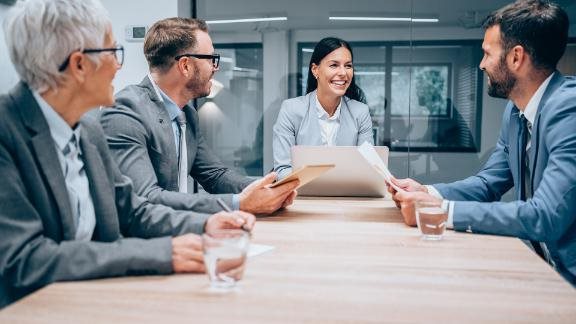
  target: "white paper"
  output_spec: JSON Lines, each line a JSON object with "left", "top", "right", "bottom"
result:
{"left": 357, "top": 141, "right": 404, "bottom": 192}
{"left": 247, "top": 243, "right": 275, "bottom": 258}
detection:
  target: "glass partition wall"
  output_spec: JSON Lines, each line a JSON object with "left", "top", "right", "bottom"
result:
{"left": 194, "top": 0, "right": 576, "bottom": 190}
{"left": 196, "top": 44, "right": 264, "bottom": 176}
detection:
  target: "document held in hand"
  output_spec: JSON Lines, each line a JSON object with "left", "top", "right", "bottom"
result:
{"left": 269, "top": 164, "right": 335, "bottom": 189}
{"left": 357, "top": 142, "right": 404, "bottom": 192}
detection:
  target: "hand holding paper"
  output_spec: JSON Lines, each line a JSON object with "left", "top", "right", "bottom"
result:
{"left": 357, "top": 142, "right": 404, "bottom": 192}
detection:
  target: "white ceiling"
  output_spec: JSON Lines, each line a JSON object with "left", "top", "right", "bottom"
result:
{"left": 197, "top": 0, "right": 576, "bottom": 32}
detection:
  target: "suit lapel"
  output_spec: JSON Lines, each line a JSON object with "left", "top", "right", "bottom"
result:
{"left": 335, "top": 99, "right": 354, "bottom": 145}
{"left": 308, "top": 91, "right": 324, "bottom": 145}
{"left": 141, "top": 76, "right": 174, "bottom": 130}
{"left": 183, "top": 105, "right": 197, "bottom": 171}
{"left": 140, "top": 76, "right": 179, "bottom": 182}
{"left": 529, "top": 72, "right": 563, "bottom": 191}
{"left": 15, "top": 83, "right": 77, "bottom": 240}
{"left": 79, "top": 131, "right": 118, "bottom": 242}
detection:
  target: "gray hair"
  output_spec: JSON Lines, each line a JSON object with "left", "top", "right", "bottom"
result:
{"left": 3, "top": 0, "right": 111, "bottom": 92}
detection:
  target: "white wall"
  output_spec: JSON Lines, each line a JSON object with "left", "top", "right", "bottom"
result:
{"left": 100, "top": 0, "right": 180, "bottom": 91}
{"left": 262, "top": 31, "right": 290, "bottom": 172}
{"left": 0, "top": 4, "right": 20, "bottom": 94}
{"left": 0, "top": 1, "right": 183, "bottom": 95}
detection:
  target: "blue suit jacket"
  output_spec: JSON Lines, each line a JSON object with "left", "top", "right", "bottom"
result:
{"left": 434, "top": 72, "right": 576, "bottom": 284}
{"left": 272, "top": 90, "right": 374, "bottom": 179}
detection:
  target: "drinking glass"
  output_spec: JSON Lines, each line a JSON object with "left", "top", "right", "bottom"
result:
{"left": 415, "top": 200, "right": 448, "bottom": 241}
{"left": 202, "top": 229, "right": 250, "bottom": 289}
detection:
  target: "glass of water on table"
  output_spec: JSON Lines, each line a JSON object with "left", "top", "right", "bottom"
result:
{"left": 202, "top": 229, "right": 250, "bottom": 289}
{"left": 415, "top": 200, "right": 448, "bottom": 241}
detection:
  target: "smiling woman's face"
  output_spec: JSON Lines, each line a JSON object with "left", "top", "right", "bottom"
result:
{"left": 312, "top": 46, "right": 353, "bottom": 98}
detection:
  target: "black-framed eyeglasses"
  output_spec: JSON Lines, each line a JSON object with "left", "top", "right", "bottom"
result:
{"left": 175, "top": 53, "right": 220, "bottom": 68}
{"left": 58, "top": 45, "right": 125, "bottom": 72}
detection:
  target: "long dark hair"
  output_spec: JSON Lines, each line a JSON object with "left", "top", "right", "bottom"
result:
{"left": 306, "top": 37, "right": 366, "bottom": 104}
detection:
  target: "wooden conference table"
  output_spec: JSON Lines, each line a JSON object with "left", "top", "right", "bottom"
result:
{"left": 1, "top": 197, "right": 576, "bottom": 323}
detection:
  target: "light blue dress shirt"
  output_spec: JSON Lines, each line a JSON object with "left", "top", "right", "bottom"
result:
{"left": 33, "top": 92, "right": 96, "bottom": 241}
{"left": 147, "top": 75, "right": 241, "bottom": 210}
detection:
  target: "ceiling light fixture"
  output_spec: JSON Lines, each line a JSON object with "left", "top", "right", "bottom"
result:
{"left": 329, "top": 16, "right": 438, "bottom": 23}
{"left": 207, "top": 17, "right": 287, "bottom": 24}
{"left": 411, "top": 18, "right": 439, "bottom": 23}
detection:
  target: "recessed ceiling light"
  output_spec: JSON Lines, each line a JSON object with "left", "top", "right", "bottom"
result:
{"left": 329, "top": 16, "right": 438, "bottom": 23}
{"left": 207, "top": 17, "right": 288, "bottom": 24}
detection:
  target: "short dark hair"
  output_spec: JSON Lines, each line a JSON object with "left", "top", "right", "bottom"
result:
{"left": 306, "top": 37, "right": 366, "bottom": 104}
{"left": 144, "top": 17, "right": 209, "bottom": 72}
{"left": 483, "top": 0, "right": 569, "bottom": 71}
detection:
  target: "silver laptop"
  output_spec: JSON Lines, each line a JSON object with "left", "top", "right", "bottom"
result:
{"left": 291, "top": 146, "right": 389, "bottom": 197}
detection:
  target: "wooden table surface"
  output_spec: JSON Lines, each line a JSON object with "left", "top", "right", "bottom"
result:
{"left": 2, "top": 197, "right": 575, "bottom": 323}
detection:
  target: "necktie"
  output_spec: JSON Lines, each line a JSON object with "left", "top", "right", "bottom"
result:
{"left": 519, "top": 115, "right": 531, "bottom": 201}
{"left": 62, "top": 134, "right": 95, "bottom": 240}
{"left": 176, "top": 111, "right": 188, "bottom": 193}
{"left": 519, "top": 115, "right": 552, "bottom": 264}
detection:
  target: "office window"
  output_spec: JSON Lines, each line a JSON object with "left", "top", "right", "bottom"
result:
{"left": 196, "top": 44, "right": 263, "bottom": 176}
{"left": 298, "top": 41, "right": 482, "bottom": 152}
{"left": 198, "top": 0, "right": 575, "bottom": 183}
{"left": 391, "top": 64, "right": 450, "bottom": 117}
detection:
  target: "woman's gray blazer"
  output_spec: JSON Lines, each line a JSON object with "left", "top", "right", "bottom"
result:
{"left": 272, "top": 90, "right": 374, "bottom": 179}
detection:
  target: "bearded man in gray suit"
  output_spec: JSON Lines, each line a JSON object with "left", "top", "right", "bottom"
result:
{"left": 100, "top": 18, "right": 298, "bottom": 215}
{"left": 0, "top": 0, "right": 254, "bottom": 308}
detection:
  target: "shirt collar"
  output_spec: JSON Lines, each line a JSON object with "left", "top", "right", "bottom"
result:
{"left": 315, "top": 94, "right": 342, "bottom": 121}
{"left": 148, "top": 74, "right": 182, "bottom": 121}
{"left": 32, "top": 91, "right": 81, "bottom": 152}
{"left": 520, "top": 73, "right": 553, "bottom": 126}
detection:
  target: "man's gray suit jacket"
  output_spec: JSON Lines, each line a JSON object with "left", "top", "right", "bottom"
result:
{"left": 0, "top": 82, "right": 210, "bottom": 308}
{"left": 100, "top": 77, "right": 253, "bottom": 214}
{"left": 433, "top": 72, "right": 576, "bottom": 285}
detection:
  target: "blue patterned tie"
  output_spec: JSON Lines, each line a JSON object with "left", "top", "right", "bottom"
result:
{"left": 519, "top": 115, "right": 531, "bottom": 200}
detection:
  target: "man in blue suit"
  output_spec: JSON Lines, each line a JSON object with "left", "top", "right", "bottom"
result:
{"left": 391, "top": 0, "right": 576, "bottom": 285}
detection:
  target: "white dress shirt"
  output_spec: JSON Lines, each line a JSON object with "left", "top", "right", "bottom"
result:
{"left": 315, "top": 96, "right": 342, "bottom": 146}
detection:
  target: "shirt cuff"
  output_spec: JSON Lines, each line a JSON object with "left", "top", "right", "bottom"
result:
{"left": 232, "top": 194, "right": 240, "bottom": 211}
{"left": 446, "top": 200, "right": 455, "bottom": 229}
{"left": 427, "top": 186, "right": 453, "bottom": 229}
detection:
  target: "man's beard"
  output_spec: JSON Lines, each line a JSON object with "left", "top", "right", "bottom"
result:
{"left": 487, "top": 55, "right": 516, "bottom": 99}
{"left": 185, "top": 64, "right": 212, "bottom": 98}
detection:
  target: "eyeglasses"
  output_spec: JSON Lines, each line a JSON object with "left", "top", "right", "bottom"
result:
{"left": 58, "top": 45, "right": 125, "bottom": 72}
{"left": 175, "top": 53, "right": 220, "bottom": 69}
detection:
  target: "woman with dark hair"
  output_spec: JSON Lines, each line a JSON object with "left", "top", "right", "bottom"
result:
{"left": 272, "top": 37, "right": 374, "bottom": 179}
